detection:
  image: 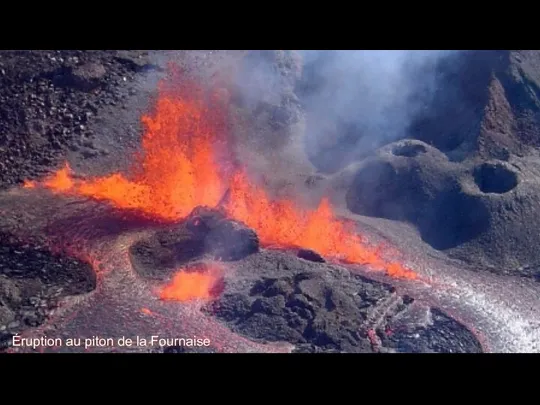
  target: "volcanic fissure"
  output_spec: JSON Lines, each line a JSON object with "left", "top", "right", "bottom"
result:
{"left": 23, "top": 67, "right": 418, "bottom": 290}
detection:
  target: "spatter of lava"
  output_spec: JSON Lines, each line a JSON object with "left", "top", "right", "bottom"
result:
{"left": 160, "top": 264, "right": 224, "bottom": 302}
{"left": 23, "top": 66, "right": 416, "bottom": 280}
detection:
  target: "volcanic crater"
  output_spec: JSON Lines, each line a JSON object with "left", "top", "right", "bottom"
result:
{"left": 2, "top": 50, "right": 540, "bottom": 353}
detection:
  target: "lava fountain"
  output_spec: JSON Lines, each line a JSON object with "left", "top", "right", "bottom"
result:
{"left": 24, "top": 66, "right": 416, "bottom": 280}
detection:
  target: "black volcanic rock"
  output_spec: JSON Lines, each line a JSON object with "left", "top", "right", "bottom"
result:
{"left": 380, "top": 308, "right": 483, "bottom": 353}
{"left": 297, "top": 248, "right": 325, "bottom": 263}
{"left": 129, "top": 225, "right": 206, "bottom": 280}
{"left": 0, "top": 231, "right": 95, "bottom": 340}
{"left": 187, "top": 206, "right": 259, "bottom": 261}
{"left": 0, "top": 232, "right": 96, "bottom": 293}
{"left": 205, "top": 220, "right": 259, "bottom": 261}
{"left": 205, "top": 250, "right": 482, "bottom": 353}
{"left": 185, "top": 206, "right": 227, "bottom": 234}
{"left": 130, "top": 207, "right": 259, "bottom": 279}
{"left": 409, "top": 50, "right": 540, "bottom": 161}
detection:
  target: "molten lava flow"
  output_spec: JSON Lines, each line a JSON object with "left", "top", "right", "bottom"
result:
{"left": 28, "top": 72, "right": 229, "bottom": 221}
{"left": 160, "top": 264, "right": 223, "bottom": 302}
{"left": 25, "top": 66, "right": 417, "bottom": 280}
{"left": 73, "top": 91, "right": 225, "bottom": 220}
{"left": 224, "top": 171, "right": 416, "bottom": 279}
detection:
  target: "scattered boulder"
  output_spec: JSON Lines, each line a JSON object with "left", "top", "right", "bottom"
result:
{"left": 0, "top": 305, "right": 15, "bottom": 326}
{"left": 0, "top": 276, "right": 22, "bottom": 308}
{"left": 186, "top": 206, "right": 259, "bottom": 261}
{"left": 205, "top": 220, "right": 259, "bottom": 261}
{"left": 68, "top": 63, "right": 107, "bottom": 91}
{"left": 185, "top": 206, "right": 227, "bottom": 234}
{"left": 297, "top": 249, "right": 325, "bottom": 263}
{"left": 130, "top": 206, "right": 259, "bottom": 279}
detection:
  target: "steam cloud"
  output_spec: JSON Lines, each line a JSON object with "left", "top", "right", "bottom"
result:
{"left": 230, "top": 50, "right": 458, "bottom": 174}
{"left": 142, "top": 51, "right": 459, "bottom": 179}
{"left": 297, "top": 50, "right": 457, "bottom": 172}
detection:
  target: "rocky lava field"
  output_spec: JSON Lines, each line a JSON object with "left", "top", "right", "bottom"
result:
{"left": 1, "top": 50, "right": 540, "bottom": 353}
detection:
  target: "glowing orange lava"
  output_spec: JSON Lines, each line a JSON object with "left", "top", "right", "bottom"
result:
{"left": 23, "top": 180, "right": 36, "bottom": 188}
{"left": 224, "top": 170, "right": 415, "bottom": 279}
{"left": 160, "top": 265, "right": 223, "bottom": 302}
{"left": 44, "top": 163, "right": 75, "bottom": 192}
{"left": 25, "top": 67, "right": 417, "bottom": 280}
{"left": 28, "top": 72, "right": 229, "bottom": 220}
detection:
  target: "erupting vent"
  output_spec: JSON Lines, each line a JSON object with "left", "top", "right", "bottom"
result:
{"left": 23, "top": 66, "right": 416, "bottom": 280}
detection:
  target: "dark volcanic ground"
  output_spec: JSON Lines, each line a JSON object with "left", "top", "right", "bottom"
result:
{"left": 1, "top": 50, "right": 540, "bottom": 352}
{"left": 0, "top": 192, "right": 483, "bottom": 353}
{"left": 203, "top": 250, "right": 482, "bottom": 353}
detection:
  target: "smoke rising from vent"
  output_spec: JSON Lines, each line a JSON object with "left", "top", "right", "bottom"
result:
{"left": 230, "top": 50, "right": 315, "bottom": 192}
{"left": 297, "top": 50, "right": 457, "bottom": 173}
{"left": 230, "top": 50, "right": 458, "bottom": 174}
